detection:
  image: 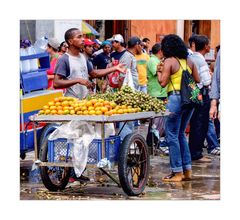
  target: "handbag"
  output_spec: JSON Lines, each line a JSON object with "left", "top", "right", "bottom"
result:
{"left": 170, "top": 59, "right": 203, "bottom": 108}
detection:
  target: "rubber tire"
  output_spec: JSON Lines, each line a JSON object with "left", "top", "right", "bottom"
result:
{"left": 118, "top": 133, "right": 150, "bottom": 196}
{"left": 38, "top": 123, "right": 60, "bottom": 157}
{"left": 39, "top": 134, "right": 70, "bottom": 191}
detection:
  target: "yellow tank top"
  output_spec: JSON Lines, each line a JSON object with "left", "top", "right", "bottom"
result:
{"left": 167, "top": 59, "right": 192, "bottom": 92}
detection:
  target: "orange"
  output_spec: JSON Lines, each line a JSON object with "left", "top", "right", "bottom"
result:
{"left": 121, "top": 105, "right": 127, "bottom": 109}
{"left": 74, "top": 107, "right": 80, "bottom": 112}
{"left": 88, "top": 106, "right": 95, "bottom": 111}
{"left": 57, "top": 106, "right": 63, "bottom": 110}
{"left": 70, "top": 110, "right": 75, "bottom": 115}
{"left": 86, "top": 100, "right": 93, "bottom": 107}
{"left": 63, "top": 106, "right": 69, "bottom": 110}
{"left": 94, "top": 102, "right": 103, "bottom": 107}
{"left": 62, "top": 101, "right": 69, "bottom": 106}
{"left": 81, "top": 106, "right": 87, "bottom": 111}
{"left": 101, "top": 107, "right": 108, "bottom": 113}
{"left": 54, "top": 97, "right": 60, "bottom": 102}
{"left": 48, "top": 101, "right": 55, "bottom": 106}
{"left": 68, "top": 106, "right": 74, "bottom": 110}
{"left": 89, "top": 110, "right": 96, "bottom": 115}
{"left": 110, "top": 102, "right": 117, "bottom": 108}
{"left": 50, "top": 109, "right": 57, "bottom": 115}
{"left": 63, "top": 109, "right": 70, "bottom": 115}
{"left": 44, "top": 109, "right": 51, "bottom": 115}
{"left": 98, "top": 98, "right": 104, "bottom": 103}
{"left": 76, "top": 111, "right": 83, "bottom": 115}
{"left": 55, "top": 102, "right": 61, "bottom": 106}
{"left": 117, "top": 109, "right": 124, "bottom": 114}
{"left": 57, "top": 109, "right": 64, "bottom": 115}
{"left": 104, "top": 111, "right": 112, "bottom": 116}
{"left": 91, "top": 99, "right": 97, "bottom": 105}
{"left": 83, "top": 110, "right": 89, "bottom": 115}
{"left": 103, "top": 101, "right": 110, "bottom": 106}
{"left": 43, "top": 105, "right": 49, "bottom": 110}
{"left": 111, "top": 109, "right": 117, "bottom": 115}
{"left": 95, "top": 110, "right": 102, "bottom": 115}
{"left": 38, "top": 110, "right": 44, "bottom": 115}
{"left": 50, "top": 105, "right": 57, "bottom": 110}
{"left": 123, "top": 109, "right": 128, "bottom": 114}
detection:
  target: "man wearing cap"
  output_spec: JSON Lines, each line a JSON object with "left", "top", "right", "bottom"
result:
{"left": 93, "top": 40, "right": 112, "bottom": 92}
{"left": 54, "top": 28, "right": 126, "bottom": 100}
{"left": 46, "top": 38, "right": 61, "bottom": 89}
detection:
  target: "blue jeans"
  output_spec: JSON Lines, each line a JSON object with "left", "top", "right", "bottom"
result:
{"left": 138, "top": 85, "right": 147, "bottom": 94}
{"left": 206, "top": 119, "right": 220, "bottom": 153}
{"left": 119, "top": 121, "right": 134, "bottom": 141}
{"left": 165, "top": 94, "right": 194, "bottom": 173}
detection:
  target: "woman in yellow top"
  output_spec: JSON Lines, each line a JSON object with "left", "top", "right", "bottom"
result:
{"left": 158, "top": 34, "right": 200, "bottom": 182}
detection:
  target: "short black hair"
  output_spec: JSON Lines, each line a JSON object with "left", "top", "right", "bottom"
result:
{"left": 194, "top": 35, "right": 209, "bottom": 51}
{"left": 142, "top": 37, "right": 150, "bottom": 42}
{"left": 188, "top": 34, "right": 198, "bottom": 47}
{"left": 216, "top": 45, "right": 220, "bottom": 53}
{"left": 64, "top": 28, "right": 79, "bottom": 45}
{"left": 161, "top": 34, "right": 188, "bottom": 59}
{"left": 151, "top": 43, "right": 161, "bottom": 55}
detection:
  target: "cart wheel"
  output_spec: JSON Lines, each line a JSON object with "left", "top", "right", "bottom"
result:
{"left": 20, "top": 152, "right": 26, "bottom": 160}
{"left": 39, "top": 134, "right": 70, "bottom": 191}
{"left": 118, "top": 133, "right": 149, "bottom": 196}
{"left": 38, "top": 123, "right": 60, "bottom": 157}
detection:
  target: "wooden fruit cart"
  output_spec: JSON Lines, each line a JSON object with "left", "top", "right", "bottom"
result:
{"left": 29, "top": 111, "right": 168, "bottom": 196}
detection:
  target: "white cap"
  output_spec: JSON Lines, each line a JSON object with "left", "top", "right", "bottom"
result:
{"left": 108, "top": 34, "right": 124, "bottom": 43}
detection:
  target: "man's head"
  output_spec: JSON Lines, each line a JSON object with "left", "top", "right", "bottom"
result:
{"left": 128, "top": 36, "right": 142, "bottom": 55}
{"left": 110, "top": 34, "right": 125, "bottom": 51}
{"left": 46, "top": 38, "right": 60, "bottom": 53}
{"left": 64, "top": 28, "right": 84, "bottom": 50}
{"left": 151, "top": 43, "right": 163, "bottom": 59}
{"left": 93, "top": 39, "right": 102, "bottom": 50}
{"left": 194, "top": 35, "right": 210, "bottom": 54}
{"left": 83, "top": 38, "right": 95, "bottom": 56}
{"left": 101, "top": 40, "right": 112, "bottom": 54}
{"left": 142, "top": 37, "right": 150, "bottom": 49}
{"left": 188, "top": 34, "right": 199, "bottom": 52}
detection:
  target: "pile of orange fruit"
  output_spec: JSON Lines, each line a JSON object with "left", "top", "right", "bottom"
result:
{"left": 38, "top": 97, "right": 141, "bottom": 116}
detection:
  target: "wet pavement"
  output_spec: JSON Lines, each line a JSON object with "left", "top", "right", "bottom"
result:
{"left": 20, "top": 150, "right": 220, "bottom": 200}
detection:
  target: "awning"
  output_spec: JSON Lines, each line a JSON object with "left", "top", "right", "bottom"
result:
{"left": 82, "top": 21, "right": 99, "bottom": 36}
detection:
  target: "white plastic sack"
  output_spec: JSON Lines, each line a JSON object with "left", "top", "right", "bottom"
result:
{"left": 48, "top": 121, "right": 95, "bottom": 177}
{"left": 122, "top": 69, "right": 135, "bottom": 91}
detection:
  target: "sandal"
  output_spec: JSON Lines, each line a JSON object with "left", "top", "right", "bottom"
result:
{"left": 162, "top": 172, "right": 183, "bottom": 182}
{"left": 209, "top": 147, "right": 220, "bottom": 156}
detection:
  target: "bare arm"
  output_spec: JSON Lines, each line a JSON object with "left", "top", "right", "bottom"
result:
{"left": 187, "top": 59, "right": 200, "bottom": 83}
{"left": 158, "top": 58, "right": 172, "bottom": 88}
{"left": 53, "top": 74, "right": 94, "bottom": 89}
{"left": 89, "top": 63, "right": 126, "bottom": 78}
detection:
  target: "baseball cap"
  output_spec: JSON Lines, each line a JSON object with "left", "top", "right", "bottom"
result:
{"left": 48, "top": 38, "right": 60, "bottom": 50}
{"left": 108, "top": 34, "right": 124, "bottom": 43}
{"left": 84, "top": 38, "right": 95, "bottom": 46}
{"left": 93, "top": 39, "right": 102, "bottom": 45}
{"left": 128, "top": 36, "right": 142, "bottom": 48}
{"left": 102, "top": 40, "right": 112, "bottom": 47}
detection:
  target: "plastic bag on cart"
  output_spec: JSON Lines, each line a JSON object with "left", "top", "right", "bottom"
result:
{"left": 122, "top": 69, "right": 135, "bottom": 91}
{"left": 48, "top": 121, "right": 95, "bottom": 177}
{"left": 94, "top": 123, "right": 115, "bottom": 139}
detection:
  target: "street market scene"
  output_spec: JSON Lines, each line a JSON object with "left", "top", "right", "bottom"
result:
{"left": 20, "top": 19, "right": 220, "bottom": 200}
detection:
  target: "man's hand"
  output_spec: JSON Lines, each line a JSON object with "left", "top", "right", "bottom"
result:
{"left": 210, "top": 99, "right": 218, "bottom": 120}
{"left": 115, "top": 63, "right": 127, "bottom": 73}
{"left": 78, "top": 78, "right": 94, "bottom": 89}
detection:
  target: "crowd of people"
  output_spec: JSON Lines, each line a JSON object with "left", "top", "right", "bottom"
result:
{"left": 44, "top": 28, "right": 220, "bottom": 183}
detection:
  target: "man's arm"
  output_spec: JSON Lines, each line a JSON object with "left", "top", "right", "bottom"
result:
{"left": 53, "top": 74, "right": 94, "bottom": 89}
{"left": 89, "top": 63, "right": 126, "bottom": 78}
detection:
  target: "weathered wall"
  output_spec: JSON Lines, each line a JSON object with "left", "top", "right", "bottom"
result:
{"left": 130, "top": 20, "right": 177, "bottom": 48}
{"left": 211, "top": 20, "right": 220, "bottom": 48}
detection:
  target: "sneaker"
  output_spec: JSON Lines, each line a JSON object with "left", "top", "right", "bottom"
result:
{"left": 209, "top": 147, "right": 220, "bottom": 156}
{"left": 159, "top": 146, "right": 169, "bottom": 156}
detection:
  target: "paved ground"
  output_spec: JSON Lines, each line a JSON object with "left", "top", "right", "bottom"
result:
{"left": 20, "top": 151, "right": 220, "bottom": 200}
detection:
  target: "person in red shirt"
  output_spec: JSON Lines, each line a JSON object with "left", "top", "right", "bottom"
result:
{"left": 46, "top": 38, "right": 60, "bottom": 89}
